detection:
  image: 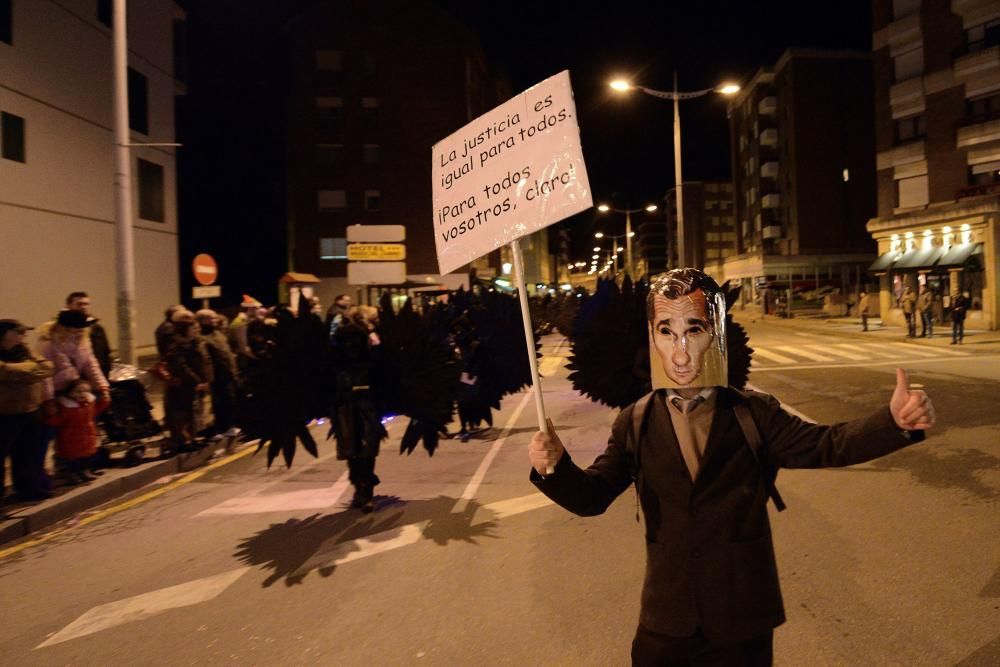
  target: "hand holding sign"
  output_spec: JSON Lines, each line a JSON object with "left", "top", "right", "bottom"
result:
{"left": 529, "top": 418, "right": 565, "bottom": 476}
{"left": 890, "top": 368, "right": 935, "bottom": 431}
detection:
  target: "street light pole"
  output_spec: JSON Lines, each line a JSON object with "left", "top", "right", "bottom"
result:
{"left": 112, "top": 0, "right": 136, "bottom": 364}
{"left": 625, "top": 208, "right": 633, "bottom": 276}
{"left": 673, "top": 71, "right": 685, "bottom": 268}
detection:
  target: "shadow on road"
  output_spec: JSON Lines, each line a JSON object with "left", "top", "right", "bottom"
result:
{"left": 868, "top": 445, "right": 999, "bottom": 501}
{"left": 234, "top": 495, "right": 497, "bottom": 587}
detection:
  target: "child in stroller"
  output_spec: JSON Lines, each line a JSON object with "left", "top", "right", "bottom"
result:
{"left": 98, "top": 363, "right": 164, "bottom": 466}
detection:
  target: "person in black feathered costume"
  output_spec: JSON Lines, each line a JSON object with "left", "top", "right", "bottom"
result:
{"left": 329, "top": 305, "right": 387, "bottom": 512}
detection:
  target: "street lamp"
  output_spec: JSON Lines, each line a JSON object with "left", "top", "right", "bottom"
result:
{"left": 610, "top": 76, "right": 740, "bottom": 268}
{"left": 595, "top": 201, "right": 659, "bottom": 277}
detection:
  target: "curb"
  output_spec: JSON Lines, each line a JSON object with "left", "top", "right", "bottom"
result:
{"left": 0, "top": 442, "right": 227, "bottom": 549}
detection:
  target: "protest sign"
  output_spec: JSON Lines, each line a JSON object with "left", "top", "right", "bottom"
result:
{"left": 431, "top": 70, "right": 592, "bottom": 275}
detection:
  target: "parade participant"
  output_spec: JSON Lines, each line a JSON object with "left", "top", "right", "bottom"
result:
{"left": 326, "top": 294, "right": 352, "bottom": 340}
{"left": 331, "top": 305, "right": 385, "bottom": 512}
{"left": 45, "top": 379, "right": 109, "bottom": 485}
{"left": 0, "top": 320, "right": 54, "bottom": 502}
{"left": 65, "top": 292, "right": 112, "bottom": 377}
{"left": 529, "top": 268, "right": 935, "bottom": 665}
{"left": 155, "top": 306, "right": 182, "bottom": 358}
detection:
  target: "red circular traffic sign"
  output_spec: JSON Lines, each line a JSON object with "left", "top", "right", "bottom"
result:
{"left": 192, "top": 254, "right": 218, "bottom": 286}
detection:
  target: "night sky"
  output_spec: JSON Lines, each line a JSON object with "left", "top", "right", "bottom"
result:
{"left": 178, "top": 0, "right": 872, "bottom": 302}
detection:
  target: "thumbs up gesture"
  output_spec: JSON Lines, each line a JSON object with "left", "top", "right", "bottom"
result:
{"left": 890, "top": 368, "right": 935, "bottom": 431}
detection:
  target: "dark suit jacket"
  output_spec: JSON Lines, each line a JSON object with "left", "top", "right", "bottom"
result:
{"left": 531, "top": 388, "right": 922, "bottom": 641}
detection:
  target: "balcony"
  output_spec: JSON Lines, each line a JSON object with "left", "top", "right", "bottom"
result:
{"left": 760, "top": 161, "right": 779, "bottom": 179}
{"left": 957, "top": 118, "right": 1000, "bottom": 149}
{"left": 954, "top": 45, "right": 1000, "bottom": 81}
{"left": 759, "top": 128, "right": 778, "bottom": 147}
{"left": 887, "top": 12, "right": 922, "bottom": 54}
{"left": 877, "top": 140, "right": 925, "bottom": 171}
{"left": 758, "top": 96, "right": 777, "bottom": 115}
{"left": 761, "top": 193, "right": 781, "bottom": 209}
{"left": 762, "top": 225, "right": 783, "bottom": 240}
{"left": 889, "top": 77, "right": 924, "bottom": 111}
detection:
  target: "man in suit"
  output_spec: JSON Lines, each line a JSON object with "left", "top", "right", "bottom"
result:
{"left": 529, "top": 269, "right": 935, "bottom": 666}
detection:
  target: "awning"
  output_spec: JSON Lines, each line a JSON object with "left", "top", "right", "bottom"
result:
{"left": 937, "top": 242, "right": 982, "bottom": 269}
{"left": 894, "top": 246, "right": 945, "bottom": 269}
{"left": 868, "top": 252, "right": 899, "bottom": 272}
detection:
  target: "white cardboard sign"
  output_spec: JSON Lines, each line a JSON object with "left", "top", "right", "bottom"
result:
{"left": 431, "top": 70, "right": 592, "bottom": 275}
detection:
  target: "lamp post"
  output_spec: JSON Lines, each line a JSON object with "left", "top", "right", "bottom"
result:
{"left": 610, "top": 77, "right": 740, "bottom": 268}
{"left": 596, "top": 202, "right": 658, "bottom": 276}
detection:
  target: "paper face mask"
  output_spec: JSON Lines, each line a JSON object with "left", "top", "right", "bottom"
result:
{"left": 647, "top": 270, "right": 728, "bottom": 390}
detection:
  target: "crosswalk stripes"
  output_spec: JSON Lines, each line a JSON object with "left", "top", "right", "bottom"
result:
{"left": 751, "top": 339, "right": 972, "bottom": 368}
{"left": 773, "top": 345, "right": 834, "bottom": 362}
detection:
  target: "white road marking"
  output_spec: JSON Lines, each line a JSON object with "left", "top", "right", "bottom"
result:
{"left": 538, "top": 355, "right": 564, "bottom": 376}
{"left": 195, "top": 471, "right": 351, "bottom": 516}
{"left": 745, "top": 382, "right": 816, "bottom": 423}
{"left": 472, "top": 492, "right": 553, "bottom": 522}
{"left": 824, "top": 344, "right": 867, "bottom": 361}
{"left": 835, "top": 343, "right": 895, "bottom": 358}
{"left": 37, "top": 567, "right": 251, "bottom": 649}
{"left": 887, "top": 342, "right": 963, "bottom": 357}
{"left": 751, "top": 347, "right": 798, "bottom": 365}
{"left": 791, "top": 331, "right": 831, "bottom": 341}
{"left": 749, "top": 354, "right": 1000, "bottom": 373}
{"left": 773, "top": 345, "right": 835, "bottom": 362}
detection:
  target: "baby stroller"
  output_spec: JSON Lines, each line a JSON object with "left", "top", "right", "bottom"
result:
{"left": 97, "top": 363, "right": 164, "bottom": 467}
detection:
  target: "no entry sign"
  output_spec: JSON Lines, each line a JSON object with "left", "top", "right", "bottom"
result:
{"left": 431, "top": 70, "right": 592, "bottom": 275}
{"left": 192, "top": 254, "right": 218, "bottom": 286}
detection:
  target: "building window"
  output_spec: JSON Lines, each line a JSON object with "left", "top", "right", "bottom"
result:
{"left": 894, "top": 114, "right": 926, "bottom": 143}
{"left": 97, "top": 0, "right": 112, "bottom": 27}
{"left": 136, "top": 158, "right": 165, "bottom": 221}
{"left": 891, "top": 0, "right": 919, "bottom": 20}
{"left": 966, "top": 19, "right": 1000, "bottom": 53}
{"left": 317, "top": 189, "right": 346, "bottom": 211}
{"left": 364, "top": 189, "right": 381, "bottom": 211}
{"left": 896, "top": 174, "right": 928, "bottom": 208}
{"left": 967, "top": 92, "right": 1000, "bottom": 123}
{"left": 1, "top": 0, "right": 11, "bottom": 44}
{"left": 320, "top": 237, "right": 347, "bottom": 260}
{"left": 128, "top": 67, "right": 149, "bottom": 135}
{"left": 894, "top": 47, "right": 923, "bottom": 83}
{"left": 362, "top": 97, "right": 379, "bottom": 128}
{"left": 315, "top": 96, "right": 344, "bottom": 125}
{"left": 315, "top": 50, "right": 343, "bottom": 71}
{"left": 362, "top": 144, "right": 379, "bottom": 165}
{"left": 969, "top": 161, "right": 1000, "bottom": 186}
{"left": 1, "top": 111, "right": 25, "bottom": 162}
{"left": 316, "top": 143, "right": 343, "bottom": 167}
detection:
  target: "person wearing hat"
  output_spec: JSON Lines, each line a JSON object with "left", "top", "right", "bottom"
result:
{"left": 196, "top": 309, "right": 238, "bottom": 436}
{"left": 163, "top": 309, "right": 212, "bottom": 452}
{"left": 1, "top": 320, "right": 55, "bottom": 502}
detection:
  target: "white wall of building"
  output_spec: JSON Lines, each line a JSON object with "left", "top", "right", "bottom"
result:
{"left": 0, "top": 0, "right": 181, "bottom": 351}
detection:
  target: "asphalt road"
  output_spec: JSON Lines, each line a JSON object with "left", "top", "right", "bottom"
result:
{"left": 1, "top": 320, "right": 998, "bottom": 666}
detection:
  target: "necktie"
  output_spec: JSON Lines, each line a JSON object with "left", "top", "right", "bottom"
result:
{"left": 671, "top": 395, "right": 705, "bottom": 414}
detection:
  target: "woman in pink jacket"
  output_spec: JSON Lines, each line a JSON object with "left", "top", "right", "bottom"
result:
{"left": 36, "top": 310, "right": 110, "bottom": 401}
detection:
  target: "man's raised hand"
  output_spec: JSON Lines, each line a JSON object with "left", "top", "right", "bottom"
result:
{"left": 890, "top": 368, "right": 935, "bottom": 431}
{"left": 529, "top": 417, "right": 565, "bottom": 475}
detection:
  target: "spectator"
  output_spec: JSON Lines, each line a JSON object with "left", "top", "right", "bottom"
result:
{"left": 155, "top": 306, "right": 181, "bottom": 359}
{"left": 900, "top": 286, "right": 917, "bottom": 338}
{"left": 917, "top": 285, "right": 933, "bottom": 338}
{"left": 0, "top": 319, "right": 55, "bottom": 503}
{"left": 229, "top": 296, "right": 264, "bottom": 372}
{"left": 858, "top": 290, "right": 870, "bottom": 332}
{"left": 45, "top": 379, "right": 109, "bottom": 485}
{"left": 163, "top": 309, "right": 212, "bottom": 452}
{"left": 951, "top": 290, "right": 970, "bottom": 345}
{"left": 37, "top": 310, "right": 110, "bottom": 400}
{"left": 196, "top": 309, "right": 238, "bottom": 437}
{"left": 65, "top": 292, "right": 112, "bottom": 377}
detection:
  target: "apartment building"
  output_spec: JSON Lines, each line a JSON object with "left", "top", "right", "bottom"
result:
{"left": 283, "top": 0, "right": 516, "bottom": 304}
{"left": 0, "top": 0, "right": 184, "bottom": 349}
{"left": 725, "top": 49, "right": 878, "bottom": 306}
{"left": 867, "top": 0, "right": 1000, "bottom": 329}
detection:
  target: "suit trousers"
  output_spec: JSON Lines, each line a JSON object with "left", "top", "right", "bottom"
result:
{"left": 631, "top": 625, "right": 773, "bottom": 667}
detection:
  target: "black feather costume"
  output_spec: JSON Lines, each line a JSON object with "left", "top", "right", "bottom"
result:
{"left": 567, "top": 276, "right": 754, "bottom": 409}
